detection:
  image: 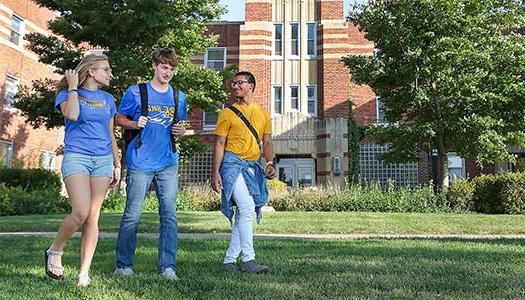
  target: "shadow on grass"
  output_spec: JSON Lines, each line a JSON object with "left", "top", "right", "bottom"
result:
{"left": 0, "top": 236, "right": 524, "bottom": 299}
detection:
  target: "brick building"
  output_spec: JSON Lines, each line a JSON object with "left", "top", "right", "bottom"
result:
{"left": 0, "top": 0, "right": 62, "bottom": 171}
{"left": 183, "top": 0, "right": 501, "bottom": 188}
{"left": 1, "top": 0, "right": 507, "bottom": 186}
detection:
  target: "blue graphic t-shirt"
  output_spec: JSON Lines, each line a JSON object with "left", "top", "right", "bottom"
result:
{"left": 55, "top": 88, "right": 117, "bottom": 156}
{"left": 119, "top": 82, "right": 187, "bottom": 172}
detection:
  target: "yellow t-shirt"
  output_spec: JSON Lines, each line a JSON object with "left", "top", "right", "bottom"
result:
{"left": 214, "top": 103, "right": 272, "bottom": 161}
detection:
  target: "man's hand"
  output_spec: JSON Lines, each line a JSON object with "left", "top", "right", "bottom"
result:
{"left": 172, "top": 122, "right": 186, "bottom": 136}
{"left": 265, "top": 163, "right": 276, "bottom": 179}
{"left": 211, "top": 172, "right": 223, "bottom": 193}
{"left": 136, "top": 116, "right": 148, "bottom": 129}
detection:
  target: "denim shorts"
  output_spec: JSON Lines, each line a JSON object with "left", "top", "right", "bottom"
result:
{"left": 61, "top": 152, "right": 114, "bottom": 180}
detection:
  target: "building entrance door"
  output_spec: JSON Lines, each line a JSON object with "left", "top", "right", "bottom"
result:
{"left": 276, "top": 158, "right": 315, "bottom": 188}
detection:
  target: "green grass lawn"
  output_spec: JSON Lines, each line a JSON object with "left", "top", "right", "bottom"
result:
{"left": 1, "top": 236, "right": 524, "bottom": 299}
{"left": 2, "top": 211, "right": 525, "bottom": 235}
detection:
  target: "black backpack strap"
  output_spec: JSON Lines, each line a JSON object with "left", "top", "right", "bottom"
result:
{"left": 171, "top": 89, "right": 179, "bottom": 152}
{"left": 228, "top": 106, "right": 262, "bottom": 148}
{"left": 135, "top": 83, "right": 149, "bottom": 149}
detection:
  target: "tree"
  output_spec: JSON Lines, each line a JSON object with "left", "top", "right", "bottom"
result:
{"left": 344, "top": 0, "right": 525, "bottom": 188}
{"left": 15, "top": 0, "right": 230, "bottom": 159}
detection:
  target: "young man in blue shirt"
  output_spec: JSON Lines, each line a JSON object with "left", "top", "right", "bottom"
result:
{"left": 114, "top": 48, "right": 186, "bottom": 281}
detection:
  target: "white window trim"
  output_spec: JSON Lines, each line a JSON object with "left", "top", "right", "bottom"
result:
{"left": 447, "top": 152, "right": 466, "bottom": 183}
{"left": 289, "top": 85, "right": 300, "bottom": 112}
{"left": 9, "top": 14, "right": 25, "bottom": 48}
{"left": 306, "top": 84, "right": 317, "bottom": 116}
{"left": 204, "top": 47, "right": 227, "bottom": 70}
{"left": 289, "top": 22, "right": 300, "bottom": 59}
{"left": 273, "top": 23, "right": 284, "bottom": 59}
{"left": 3, "top": 74, "right": 20, "bottom": 111}
{"left": 0, "top": 140, "right": 13, "bottom": 168}
{"left": 272, "top": 85, "right": 283, "bottom": 116}
{"left": 306, "top": 22, "right": 317, "bottom": 59}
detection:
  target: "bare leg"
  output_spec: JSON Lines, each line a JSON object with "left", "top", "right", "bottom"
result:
{"left": 78, "top": 176, "right": 111, "bottom": 275}
{"left": 48, "top": 174, "right": 91, "bottom": 277}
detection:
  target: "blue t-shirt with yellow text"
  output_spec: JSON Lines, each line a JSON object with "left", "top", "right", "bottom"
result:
{"left": 55, "top": 88, "right": 116, "bottom": 156}
{"left": 119, "top": 82, "right": 187, "bottom": 172}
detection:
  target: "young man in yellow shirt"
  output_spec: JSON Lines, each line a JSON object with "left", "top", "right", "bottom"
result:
{"left": 212, "top": 71, "right": 276, "bottom": 273}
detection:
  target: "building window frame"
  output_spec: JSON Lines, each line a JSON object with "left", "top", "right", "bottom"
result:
{"left": 447, "top": 152, "right": 466, "bottom": 184}
{"left": 0, "top": 140, "right": 13, "bottom": 168}
{"left": 306, "top": 85, "right": 317, "bottom": 116}
{"left": 273, "top": 23, "right": 283, "bottom": 58}
{"left": 3, "top": 74, "right": 20, "bottom": 110}
{"left": 289, "top": 22, "right": 300, "bottom": 58}
{"left": 376, "top": 96, "right": 386, "bottom": 123}
{"left": 202, "top": 104, "right": 224, "bottom": 130}
{"left": 40, "top": 150, "right": 56, "bottom": 171}
{"left": 289, "top": 85, "right": 300, "bottom": 112}
{"left": 9, "top": 14, "right": 24, "bottom": 47}
{"left": 306, "top": 22, "right": 317, "bottom": 58}
{"left": 272, "top": 85, "right": 283, "bottom": 116}
{"left": 204, "top": 47, "right": 227, "bottom": 71}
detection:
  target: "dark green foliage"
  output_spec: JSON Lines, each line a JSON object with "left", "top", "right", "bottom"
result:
{"left": 446, "top": 179, "right": 475, "bottom": 212}
{"left": 0, "top": 184, "right": 67, "bottom": 216}
{"left": 0, "top": 168, "right": 61, "bottom": 191}
{"left": 472, "top": 172, "right": 525, "bottom": 214}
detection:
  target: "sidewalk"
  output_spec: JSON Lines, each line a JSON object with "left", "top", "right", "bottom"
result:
{"left": 1, "top": 232, "right": 525, "bottom": 240}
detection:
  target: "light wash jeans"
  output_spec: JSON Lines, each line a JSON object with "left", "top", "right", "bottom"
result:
{"left": 116, "top": 163, "right": 178, "bottom": 272}
{"left": 223, "top": 169, "right": 256, "bottom": 264}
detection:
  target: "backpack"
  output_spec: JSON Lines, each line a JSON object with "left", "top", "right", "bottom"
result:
{"left": 123, "top": 83, "right": 179, "bottom": 153}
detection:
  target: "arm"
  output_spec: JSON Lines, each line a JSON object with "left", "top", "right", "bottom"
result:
{"left": 263, "top": 133, "right": 276, "bottom": 179}
{"left": 59, "top": 70, "right": 80, "bottom": 121}
{"left": 115, "top": 112, "right": 147, "bottom": 130}
{"left": 211, "top": 136, "right": 226, "bottom": 193}
{"left": 109, "top": 117, "right": 121, "bottom": 188}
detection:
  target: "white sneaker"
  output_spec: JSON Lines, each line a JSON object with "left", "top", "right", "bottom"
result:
{"left": 160, "top": 267, "right": 179, "bottom": 281}
{"left": 76, "top": 273, "right": 90, "bottom": 287}
{"left": 114, "top": 267, "right": 134, "bottom": 276}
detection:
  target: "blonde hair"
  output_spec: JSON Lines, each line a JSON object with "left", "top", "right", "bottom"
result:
{"left": 56, "top": 54, "right": 109, "bottom": 93}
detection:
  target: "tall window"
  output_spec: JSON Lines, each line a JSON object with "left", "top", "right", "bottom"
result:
{"left": 290, "top": 23, "right": 299, "bottom": 57}
{"left": 307, "top": 23, "right": 317, "bottom": 57}
{"left": 274, "top": 24, "right": 283, "bottom": 57}
{"left": 307, "top": 85, "right": 317, "bottom": 115}
{"left": 3, "top": 75, "right": 19, "bottom": 109}
{"left": 10, "top": 15, "right": 23, "bottom": 46}
{"left": 290, "top": 86, "right": 299, "bottom": 111}
{"left": 204, "top": 47, "right": 226, "bottom": 70}
{"left": 376, "top": 96, "right": 386, "bottom": 123}
{"left": 272, "top": 86, "right": 283, "bottom": 115}
{"left": 0, "top": 141, "right": 13, "bottom": 168}
{"left": 40, "top": 151, "right": 56, "bottom": 170}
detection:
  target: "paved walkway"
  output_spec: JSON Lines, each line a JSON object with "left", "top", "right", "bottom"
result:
{"left": 1, "top": 232, "right": 525, "bottom": 240}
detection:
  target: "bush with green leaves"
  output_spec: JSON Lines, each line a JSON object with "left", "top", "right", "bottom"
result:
{"left": 0, "top": 168, "right": 61, "bottom": 191}
{"left": 471, "top": 172, "right": 525, "bottom": 214}
{"left": 270, "top": 182, "right": 452, "bottom": 213}
{"left": 446, "top": 179, "right": 475, "bottom": 212}
{"left": 0, "top": 183, "right": 68, "bottom": 216}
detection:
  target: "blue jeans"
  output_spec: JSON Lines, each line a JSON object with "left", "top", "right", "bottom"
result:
{"left": 116, "top": 163, "right": 178, "bottom": 272}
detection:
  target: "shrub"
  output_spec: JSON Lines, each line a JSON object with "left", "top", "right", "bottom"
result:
{"left": 0, "top": 168, "right": 61, "bottom": 191}
{"left": 101, "top": 185, "right": 220, "bottom": 212}
{"left": 446, "top": 179, "right": 475, "bottom": 212}
{"left": 471, "top": 172, "right": 525, "bottom": 214}
{"left": 0, "top": 183, "right": 68, "bottom": 216}
{"left": 270, "top": 182, "right": 453, "bottom": 213}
